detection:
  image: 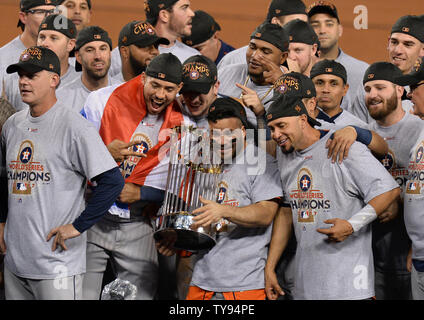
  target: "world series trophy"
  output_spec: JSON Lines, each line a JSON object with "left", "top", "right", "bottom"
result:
{"left": 153, "top": 125, "right": 223, "bottom": 251}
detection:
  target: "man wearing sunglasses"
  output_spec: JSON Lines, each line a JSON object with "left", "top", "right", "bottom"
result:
{"left": 0, "top": 0, "right": 56, "bottom": 112}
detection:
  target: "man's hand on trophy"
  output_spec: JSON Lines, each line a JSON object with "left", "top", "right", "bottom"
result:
{"left": 191, "top": 196, "right": 230, "bottom": 229}
{"left": 155, "top": 231, "right": 177, "bottom": 256}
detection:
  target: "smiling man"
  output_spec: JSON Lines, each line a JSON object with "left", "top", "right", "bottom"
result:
{"left": 56, "top": 26, "right": 120, "bottom": 112}
{"left": 82, "top": 53, "right": 189, "bottom": 300}
{"left": 218, "top": 22, "right": 289, "bottom": 129}
{"left": 265, "top": 93, "right": 400, "bottom": 300}
{"left": 364, "top": 62, "right": 424, "bottom": 300}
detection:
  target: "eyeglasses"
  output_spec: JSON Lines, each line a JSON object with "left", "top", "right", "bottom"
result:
{"left": 25, "top": 9, "right": 56, "bottom": 17}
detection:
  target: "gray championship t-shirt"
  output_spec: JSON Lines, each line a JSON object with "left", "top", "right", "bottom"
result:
{"left": 218, "top": 63, "right": 276, "bottom": 128}
{"left": 277, "top": 130, "right": 398, "bottom": 300}
{"left": 402, "top": 118, "right": 424, "bottom": 261}
{"left": 1, "top": 102, "right": 117, "bottom": 279}
{"left": 190, "top": 145, "right": 283, "bottom": 292}
{"left": 368, "top": 112, "right": 423, "bottom": 273}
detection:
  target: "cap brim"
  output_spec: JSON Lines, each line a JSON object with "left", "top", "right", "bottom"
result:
{"left": 6, "top": 62, "right": 44, "bottom": 74}
{"left": 308, "top": 6, "right": 339, "bottom": 21}
{"left": 395, "top": 74, "right": 422, "bottom": 86}
{"left": 132, "top": 36, "right": 170, "bottom": 48}
{"left": 308, "top": 116, "right": 322, "bottom": 127}
{"left": 181, "top": 82, "right": 213, "bottom": 94}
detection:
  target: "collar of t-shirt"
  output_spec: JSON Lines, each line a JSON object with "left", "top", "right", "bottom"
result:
{"left": 27, "top": 101, "right": 60, "bottom": 124}
{"left": 295, "top": 129, "right": 331, "bottom": 156}
{"left": 317, "top": 108, "right": 343, "bottom": 124}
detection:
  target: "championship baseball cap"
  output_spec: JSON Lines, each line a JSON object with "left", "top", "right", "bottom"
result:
{"left": 75, "top": 26, "right": 112, "bottom": 51}
{"left": 145, "top": 53, "right": 182, "bottom": 85}
{"left": 283, "top": 19, "right": 319, "bottom": 45}
{"left": 57, "top": 0, "right": 91, "bottom": 9}
{"left": 7, "top": 46, "right": 61, "bottom": 75}
{"left": 273, "top": 72, "right": 316, "bottom": 100}
{"left": 144, "top": 0, "right": 179, "bottom": 25}
{"left": 307, "top": 1, "right": 340, "bottom": 23}
{"left": 20, "top": 0, "right": 57, "bottom": 11}
{"left": 310, "top": 59, "right": 347, "bottom": 84}
{"left": 18, "top": 0, "right": 57, "bottom": 29}
{"left": 250, "top": 22, "right": 290, "bottom": 53}
{"left": 395, "top": 57, "right": 424, "bottom": 87}
{"left": 363, "top": 62, "right": 404, "bottom": 85}
{"left": 391, "top": 15, "right": 424, "bottom": 43}
{"left": 118, "top": 20, "right": 169, "bottom": 48}
{"left": 39, "top": 14, "right": 77, "bottom": 39}
{"left": 266, "top": 0, "right": 307, "bottom": 21}
{"left": 181, "top": 10, "right": 221, "bottom": 47}
{"left": 181, "top": 55, "right": 217, "bottom": 94}
{"left": 207, "top": 97, "right": 248, "bottom": 128}
{"left": 266, "top": 93, "right": 321, "bottom": 127}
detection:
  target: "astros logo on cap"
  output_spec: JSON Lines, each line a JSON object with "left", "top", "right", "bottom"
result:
{"left": 255, "top": 33, "right": 262, "bottom": 38}
{"left": 277, "top": 83, "right": 288, "bottom": 94}
{"left": 402, "top": 27, "right": 410, "bottom": 32}
{"left": 20, "top": 53, "right": 31, "bottom": 62}
{"left": 94, "top": 34, "right": 101, "bottom": 40}
{"left": 368, "top": 74, "right": 375, "bottom": 79}
{"left": 189, "top": 70, "right": 200, "bottom": 80}
{"left": 325, "top": 68, "right": 333, "bottom": 73}
{"left": 295, "top": 105, "right": 302, "bottom": 113}
{"left": 267, "top": 114, "right": 273, "bottom": 120}
{"left": 158, "top": 73, "right": 166, "bottom": 79}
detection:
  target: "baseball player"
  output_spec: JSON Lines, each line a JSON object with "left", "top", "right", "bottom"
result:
{"left": 363, "top": 61, "right": 424, "bottom": 300}
{"left": 178, "top": 97, "right": 282, "bottom": 300}
{"left": 265, "top": 93, "right": 400, "bottom": 300}
{"left": 0, "top": 0, "right": 56, "bottom": 112}
{"left": 81, "top": 20, "right": 168, "bottom": 126}
{"left": 181, "top": 10, "right": 235, "bottom": 65}
{"left": 283, "top": 19, "right": 319, "bottom": 77}
{"left": 0, "top": 46, "right": 123, "bottom": 300}
{"left": 110, "top": 0, "right": 200, "bottom": 78}
{"left": 82, "top": 53, "right": 187, "bottom": 300}
{"left": 351, "top": 15, "right": 424, "bottom": 124}
{"left": 178, "top": 55, "right": 219, "bottom": 129}
{"left": 57, "top": 0, "right": 92, "bottom": 34}
{"left": 218, "top": 22, "right": 289, "bottom": 129}
{"left": 37, "top": 14, "right": 80, "bottom": 86}
{"left": 310, "top": 59, "right": 368, "bottom": 128}
{"left": 396, "top": 56, "right": 424, "bottom": 300}
{"left": 217, "top": 0, "right": 308, "bottom": 71}
{"left": 56, "top": 26, "right": 120, "bottom": 112}
{"left": 307, "top": 1, "right": 369, "bottom": 120}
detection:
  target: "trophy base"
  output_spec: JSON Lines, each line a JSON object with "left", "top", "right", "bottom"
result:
{"left": 154, "top": 213, "right": 216, "bottom": 251}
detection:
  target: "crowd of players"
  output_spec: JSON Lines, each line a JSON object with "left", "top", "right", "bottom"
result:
{"left": 0, "top": 0, "right": 423, "bottom": 301}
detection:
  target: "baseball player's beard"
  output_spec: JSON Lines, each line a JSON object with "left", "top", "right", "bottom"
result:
{"left": 367, "top": 91, "right": 398, "bottom": 121}
{"left": 129, "top": 54, "right": 147, "bottom": 77}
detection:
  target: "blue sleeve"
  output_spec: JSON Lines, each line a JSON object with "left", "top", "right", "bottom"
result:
{"left": 140, "top": 185, "right": 165, "bottom": 203}
{"left": 72, "top": 167, "right": 124, "bottom": 233}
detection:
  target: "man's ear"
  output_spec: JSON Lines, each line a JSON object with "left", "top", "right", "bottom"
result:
{"left": 158, "top": 9, "right": 170, "bottom": 24}
{"left": 67, "top": 39, "right": 76, "bottom": 54}
{"left": 280, "top": 51, "right": 288, "bottom": 65}
{"left": 75, "top": 50, "right": 82, "bottom": 64}
{"left": 119, "top": 46, "right": 130, "bottom": 61}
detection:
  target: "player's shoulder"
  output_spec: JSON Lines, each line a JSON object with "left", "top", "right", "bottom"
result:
{"left": 337, "top": 50, "right": 369, "bottom": 70}
{"left": 1, "top": 108, "right": 26, "bottom": 135}
{"left": 218, "top": 62, "right": 247, "bottom": 82}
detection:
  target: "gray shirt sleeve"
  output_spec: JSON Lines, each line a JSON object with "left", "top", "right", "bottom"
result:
{"left": 340, "top": 142, "right": 398, "bottom": 203}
